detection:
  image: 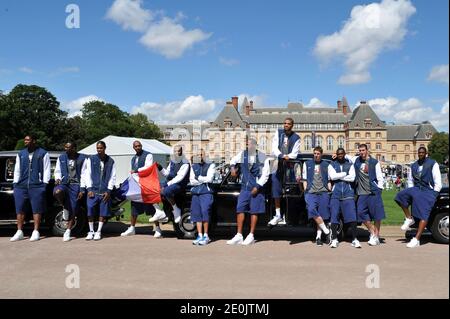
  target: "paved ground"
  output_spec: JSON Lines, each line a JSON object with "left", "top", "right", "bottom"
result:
{"left": 0, "top": 223, "right": 447, "bottom": 299}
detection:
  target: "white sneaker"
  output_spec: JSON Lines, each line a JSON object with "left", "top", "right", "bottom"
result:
{"left": 242, "top": 233, "right": 255, "bottom": 246}
{"left": 93, "top": 232, "right": 102, "bottom": 241}
{"left": 153, "top": 227, "right": 162, "bottom": 238}
{"left": 199, "top": 235, "right": 211, "bottom": 246}
{"left": 10, "top": 230, "right": 24, "bottom": 242}
{"left": 29, "top": 230, "right": 40, "bottom": 242}
{"left": 330, "top": 239, "right": 339, "bottom": 248}
{"left": 401, "top": 218, "right": 415, "bottom": 231}
{"left": 149, "top": 209, "right": 167, "bottom": 223}
{"left": 63, "top": 229, "right": 72, "bottom": 242}
{"left": 268, "top": 215, "right": 283, "bottom": 226}
{"left": 226, "top": 233, "right": 243, "bottom": 245}
{"left": 120, "top": 226, "right": 135, "bottom": 237}
{"left": 62, "top": 209, "right": 70, "bottom": 221}
{"left": 173, "top": 207, "right": 182, "bottom": 224}
{"left": 406, "top": 237, "right": 420, "bottom": 248}
{"left": 368, "top": 235, "right": 380, "bottom": 246}
{"left": 351, "top": 239, "right": 362, "bottom": 248}
{"left": 85, "top": 231, "right": 95, "bottom": 240}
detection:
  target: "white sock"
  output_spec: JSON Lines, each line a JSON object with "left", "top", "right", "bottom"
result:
{"left": 89, "top": 222, "right": 94, "bottom": 232}
{"left": 155, "top": 226, "right": 161, "bottom": 232}
{"left": 275, "top": 208, "right": 281, "bottom": 217}
{"left": 129, "top": 225, "right": 135, "bottom": 230}
{"left": 153, "top": 203, "right": 162, "bottom": 211}
{"left": 198, "top": 233, "right": 203, "bottom": 238}
{"left": 319, "top": 223, "right": 330, "bottom": 235}
{"left": 316, "top": 230, "right": 322, "bottom": 239}
{"left": 204, "top": 233, "right": 208, "bottom": 238}
{"left": 97, "top": 222, "right": 104, "bottom": 233}
{"left": 173, "top": 204, "right": 179, "bottom": 211}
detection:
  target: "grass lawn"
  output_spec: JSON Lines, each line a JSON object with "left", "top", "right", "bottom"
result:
{"left": 120, "top": 190, "right": 404, "bottom": 226}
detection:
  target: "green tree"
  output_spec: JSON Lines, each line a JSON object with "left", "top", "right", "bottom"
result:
{"left": 1, "top": 84, "right": 68, "bottom": 151}
{"left": 129, "top": 113, "right": 162, "bottom": 140}
{"left": 428, "top": 132, "right": 449, "bottom": 164}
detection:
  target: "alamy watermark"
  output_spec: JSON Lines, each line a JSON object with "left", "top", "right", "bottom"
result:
{"left": 65, "top": 264, "right": 80, "bottom": 289}
{"left": 365, "top": 264, "right": 380, "bottom": 289}
{"left": 65, "top": 4, "right": 80, "bottom": 29}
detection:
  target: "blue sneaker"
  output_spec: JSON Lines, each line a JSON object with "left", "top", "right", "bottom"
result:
{"left": 192, "top": 234, "right": 203, "bottom": 245}
{"left": 199, "top": 235, "right": 211, "bottom": 246}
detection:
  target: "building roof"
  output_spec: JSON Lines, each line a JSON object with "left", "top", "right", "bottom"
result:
{"left": 387, "top": 122, "right": 438, "bottom": 141}
{"left": 349, "top": 102, "right": 385, "bottom": 129}
{"left": 246, "top": 112, "right": 349, "bottom": 124}
{"left": 212, "top": 105, "right": 246, "bottom": 128}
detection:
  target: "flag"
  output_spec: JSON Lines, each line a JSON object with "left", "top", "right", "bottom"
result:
{"left": 115, "top": 163, "right": 161, "bottom": 204}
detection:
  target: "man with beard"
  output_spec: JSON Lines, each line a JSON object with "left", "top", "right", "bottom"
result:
{"left": 395, "top": 147, "right": 442, "bottom": 248}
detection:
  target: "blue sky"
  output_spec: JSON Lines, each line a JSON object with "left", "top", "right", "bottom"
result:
{"left": 0, "top": 0, "right": 448, "bottom": 130}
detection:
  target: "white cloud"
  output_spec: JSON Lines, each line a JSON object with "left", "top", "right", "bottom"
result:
{"left": 305, "top": 97, "right": 331, "bottom": 108}
{"left": 19, "top": 67, "right": 33, "bottom": 74}
{"left": 237, "top": 93, "right": 267, "bottom": 108}
{"left": 368, "top": 97, "right": 449, "bottom": 131}
{"left": 314, "top": 0, "right": 416, "bottom": 85}
{"left": 427, "top": 64, "right": 449, "bottom": 85}
{"left": 105, "top": 0, "right": 152, "bottom": 32}
{"left": 139, "top": 17, "right": 212, "bottom": 59}
{"left": 132, "top": 95, "right": 219, "bottom": 124}
{"left": 62, "top": 95, "right": 104, "bottom": 117}
{"left": 107, "top": 0, "right": 211, "bottom": 59}
{"left": 219, "top": 57, "right": 239, "bottom": 66}
{"left": 49, "top": 66, "right": 80, "bottom": 77}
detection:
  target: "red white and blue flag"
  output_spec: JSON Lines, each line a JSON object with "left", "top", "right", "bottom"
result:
{"left": 116, "top": 163, "right": 161, "bottom": 204}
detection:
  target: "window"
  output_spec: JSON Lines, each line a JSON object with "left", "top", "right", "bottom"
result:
{"left": 376, "top": 132, "right": 381, "bottom": 138}
{"left": 337, "top": 136, "right": 345, "bottom": 148}
{"left": 392, "top": 155, "right": 397, "bottom": 161}
{"left": 193, "top": 145, "right": 198, "bottom": 152}
{"left": 215, "top": 133, "right": 220, "bottom": 140}
{"left": 326, "top": 136, "right": 334, "bottom": 151}
{"left": 225, "top": 143, "right": 230, "bottom": 151}
{"left": 355, "top": 143, "right": 360, "bottom": 150}
{"left": 376, "top": 143, "right": 381, "bottom": 150}
{"left": 316, "top": 136, "right": 323, "bottom": 148}
{"left": 376, "top": 154, "right": 381, "bottom": 161}
{"left": 405, "top": 145, "right": 410, "bottom": 151}
{"left": 215, "top": 143, "right": 220, "bottom": 149}
{"left": 235, "top": 134, "right": 241, "bottom": 140}
{"left": 420, "top": 144, "right": 425, "bottom": 147}
{"left": 355, "top": 132, "right": 360, "bottom": 138}
{"left": 366, "top": 143, "right": 371, "bottom": 150}
{"left": 365, "top": 132, "right": 371, "bottom": 138}
{"left": 260, "top": 136, "right": 268, "bottom": 152}
{"left": 392, "top": 145, "right": 397, "bottom": 151}
{"left": 304, "top": 136, "right": 312, "bottom": 151}
{"left": 405, "top": 155, "right": 410, "bottom": 162}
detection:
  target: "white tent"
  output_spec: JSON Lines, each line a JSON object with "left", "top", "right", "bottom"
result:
{"left": 79, "top": 135, "right": 172, "bottom": 185}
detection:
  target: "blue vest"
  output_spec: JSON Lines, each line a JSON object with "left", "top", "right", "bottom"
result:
{"left": 131, "top": 150, "right": 150, "bottom": 171}
{"left": 277, "top": 129, "right": 300, "bottom": 158}
{"left": 411, "top": 157, "right": 436, "bottom": 192}
{"left": 89, "top": 154, "right": 114, "bottom": 194}
{"left": 330, "top": 159, "right": 355, "bottom": 200}
{"left": 168, "top": 160, "right": 190, "bottom": 188}
{"left": 191, "top": 162, "right": 214, "bottom": 195}
{"left": 305, "top": 159, "right": 329, "bottom": 193}
{"left": 15, "top": 147, "right": 48, "bottom": 189}
{"left": 354, "top": 156, "right": 381, "bottom": 194}
{"left": 241, "top": 150, "right": 264, "bottom": 191}
{"left": 59, "top": 153, "right": 86, "bottom": 185}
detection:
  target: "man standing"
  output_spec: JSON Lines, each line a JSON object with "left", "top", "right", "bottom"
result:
{"left": 81, "top": 141, "right": 117, "bottom": 241}
{"left": 328, "top": 148, "right": 361, "bottom": 248}
{"left": 395, "top": 147, "right": 442, "bottom": 248}
{"left": 154, "top": 145, "right": 190, "bottom": 236}
{"left": 190, "top": 149, "right": 215, "bottom": 246}
{"left": 350, "top": 144, "right": 386, "bottom": 246}
{"left": 11, "top": 135, "right": 51, "bottom": 242}
{"left": 121, "top": 140, "right": 165, "bottom": 237}
{"left": 53, "top": 142, "right": 86, "bottom": 242}
{"left": 269, "top": 118, "right": 300, "bottom": 226}
{"left": 227, "top": 138, "right": 271, "bottom": 246}
{"left": 301, "top": 146, "right": 331, "bottom": 246}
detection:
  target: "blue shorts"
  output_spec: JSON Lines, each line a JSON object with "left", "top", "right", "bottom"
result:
{"left": 53, "top": 184, "right": 82, "bottom": 216}
{"left": 87, "top": 194, "right": 111, "bottom": 217}
{"left": 162, "top": 183, "right": 183, "bottom": 199}
{"left": 271, "top": 171, "right": 282, "bottom": 198}
{"left": 190, "top": 194, "right": 214, "bottom": 222}
{"left": 394, "top": 187, "right": 438, "bottom": 221}
{"left": 130, "top": 201, "right": 155, "bottom": 217}
{"left": 305, "top": 192, "right": 331, "bottom": 220}
{"left": 357, "top": 192, "right": 386, "bottom": 222}
{"left": 330, "top": 198, "right": 357, "bottom": 224}
{"left": 14, "top": 186, "right": 46, "bottom": 214}
{"left": 236, "top": 190, "right": 266, "bottom": 214}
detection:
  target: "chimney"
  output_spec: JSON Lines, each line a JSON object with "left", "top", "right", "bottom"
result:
{"left": 343, "top": 104, "right": 348, "bottom": 115}
{"left": 231, "top": 96, "right": 238, "bottom": 110}
{"left": 245, "top": 105, "right": 250, "bottom": 116}
{"left": 337, "top": 100, "right": 343, "bottom": 111}
{"left": 250, "top": 100, "right": 254, "bottom": 110}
